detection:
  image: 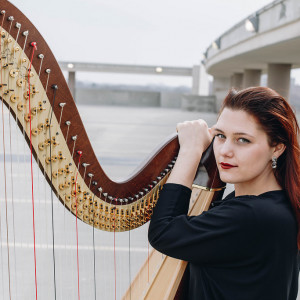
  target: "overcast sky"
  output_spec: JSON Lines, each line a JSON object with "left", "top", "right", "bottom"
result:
{"left": 9, "top": 0, "right": 293, "bottom": 86}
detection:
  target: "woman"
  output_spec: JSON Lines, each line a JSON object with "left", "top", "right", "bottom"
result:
{"left": 148, "top": 87, "right": 300, "bottom": 300}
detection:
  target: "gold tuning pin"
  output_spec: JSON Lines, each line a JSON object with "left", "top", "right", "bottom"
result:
{"left": 65, "top": 195, "right": 71, "bottom": 202}
{"left": 4, "top": 89, "right": 14, "bottom": 95}
{"left": 10, "top": 94, "right": 19, "bottom": 103}
{"left": 45, "top": 119, "right": 53, "bottom": 128}
{"left": 45, "top": 155, "right": 58, "bottom": 164}
{"left": 51, "top": 155, "right": 58, "bottom": 162}
{"left": 44, "top": 139, "right": 51, "bottom": 146}
{"left": 71, "top": 201, "right": 77, "bottom": 211}
{"left": 51, "top": 137, "right": 59, "bottom": 146}
{"left": 37, "top": 123, "right": 45, "bottom": 131}
{"left": 71, "top": 185, "right": 82, "bottom": 197}
{"left": 16, "top": 79, "right": 25, "bottom": 87}
{"left": 38, "top": 142, "right": 45, "bottom": 151}
{"left": 23, "top": 90, "right": 29, "bottom": 100}
{"left": 58, "top": 151, "right": 65, "bottom": 160}
{"left": 9, "top": 69, "right": 19, "bottom": 78}
{"left": 52, "top": 168, "right": 64, "bottom": 179}
{"left": 31, "top": 128, "right": 39, "bottom": 136}
{"left": 64, "top": 165, "right": 72, "bottom": 175}
{"left": 24, "top": 113, "right": 32, "bottom": 122}
{"left": 31, "top": 107, "right": 38, "bottom": 115}
{"left": 38, "top": 102, "right": 46, "bottom": 112}
{"left": 65, "top": 181, "right": 71, "bottom": 187}
{"left": 32, "top": 86, "right": 39, "bottom": 94}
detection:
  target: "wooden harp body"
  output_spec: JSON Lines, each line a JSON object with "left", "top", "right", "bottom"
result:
{"left": 0, "top": 1, "right": 225, "bottom": 298}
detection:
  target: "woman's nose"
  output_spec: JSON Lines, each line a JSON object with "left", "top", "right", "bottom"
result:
{"left": 219, "top": 140, "right": 234, "bottom": 157}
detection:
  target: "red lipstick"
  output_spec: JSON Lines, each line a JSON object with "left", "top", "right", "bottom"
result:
{"left": 220, "top": 162, "right": 236, "bottom": 169}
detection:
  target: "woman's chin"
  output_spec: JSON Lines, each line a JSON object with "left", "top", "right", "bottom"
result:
{"left": 219, "top": 173, "right": 237, "bottom": 184}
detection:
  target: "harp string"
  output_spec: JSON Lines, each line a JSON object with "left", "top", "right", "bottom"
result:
{"left": 7, "top": 53, "right": 17, "bottom": 300}
{"left": 74, "top": 150, "right": 83, "bottom": 300}
{"left": 28, "top": 40, "right": 38, "bottom": 300}
{"left": 113, "top": 201, "right": 117, "bottom": 300}
{"left": 92, "top": 193, "right": 97, "bottom": 300}
{"left": 49, "top": 86, "right": 58, "bottom": 300}
{"left": 6, "top": 20, "right": 17, "bottom": 299}
{"left": 10, "top": 22, "right": 21, "bottom": 297}
{"left": 12, "top": 20, "right": 25, "bottom": 299}
{"left": 0, "top": 11, "right": 12, "bottom": 300}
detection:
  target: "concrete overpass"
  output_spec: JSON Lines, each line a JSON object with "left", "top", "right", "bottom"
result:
{"left": 202, "top": 0, "right": 300, "bottom": 108}
{"left": 59, "top": 61, "right": 207, "bottom": 98}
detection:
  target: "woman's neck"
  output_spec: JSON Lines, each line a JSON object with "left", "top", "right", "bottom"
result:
{"left": 234, "top": 173, "right": 282, "bottom": 197}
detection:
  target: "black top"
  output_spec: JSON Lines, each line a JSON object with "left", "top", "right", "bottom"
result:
{"left": 148, "top": 183, "right": 299, "bottom": 300}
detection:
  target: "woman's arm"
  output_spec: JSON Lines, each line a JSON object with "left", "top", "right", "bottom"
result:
{"left": 167, "top": 119, "right": 213, "bottom": 188}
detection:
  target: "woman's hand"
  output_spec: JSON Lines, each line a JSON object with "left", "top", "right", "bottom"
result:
{"left": 176, "top": 119, "right": 213, "bottom": 159}
{"left": 167, "top": 119, "right": 214, "bottom": 188}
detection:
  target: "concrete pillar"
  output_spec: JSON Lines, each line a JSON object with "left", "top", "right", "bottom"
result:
{"left": 192, "top": 64, "right": 210, "bottom": 96}
{"left": 242, "top": 69, "right": 261, "bottom": 88}
{"left": 192, "top": 65, "right": 200, "bottom": 95}
{"left": 199, "top": 63, "right": 209, "bottom": 96}
{"left": 230, "top": 73, "right": 244, "bottom": 90}
{"left": 267, "top": 63, "right": 291, "bottom": 99}
{"left": 68, "top": 71, "right": 76, "bottom": 99}
{"left": 213, "top": 76, "right": 231, "bottom": 111}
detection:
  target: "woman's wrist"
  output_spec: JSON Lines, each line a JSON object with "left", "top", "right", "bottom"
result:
{"left": 178, "top": 146, "right": 203, "bottom": 161}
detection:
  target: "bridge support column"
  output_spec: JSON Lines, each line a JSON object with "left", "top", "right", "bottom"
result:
{"left": 213, "top": 77, "right": 230, "bottom": 111}
{"left": 230, "top": 73, "right": 244, "bottom": 90}
{"left": 68, "top": 71, "right": 76, "bottom": 100}
{"left": 267, "top": 63, "right": 291, "bottom": 99}
{"left": 192, "top": 65, "right": 200, "bottom": 94}
{"left": 192, "top": 64, "right": 209, "bottom": 95}
{"left": 242, "top": 69, "right": 261, "bottom": 88}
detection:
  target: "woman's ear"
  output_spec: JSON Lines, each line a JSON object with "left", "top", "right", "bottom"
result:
{"left": 273, "top": 143, "right": 286, "bottom": 158}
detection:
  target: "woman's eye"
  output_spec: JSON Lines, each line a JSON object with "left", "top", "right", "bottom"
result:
{"left": 215, "top": 133, "right": 225, "bottom": 139}
{"left": 238, "top": 138, "right": 250, "bottom": 143}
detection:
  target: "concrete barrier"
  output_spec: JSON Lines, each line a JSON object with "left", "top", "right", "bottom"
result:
{"left": 75, "top": 86, "right": 216, "bottom": 111}
{"left": 76, "top": 88, "right": 161, "bottom": 107}
{"left": 181, "top": 95, "right": 217, "bottom": 112}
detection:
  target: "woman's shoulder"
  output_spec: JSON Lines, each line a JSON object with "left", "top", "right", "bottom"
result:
{"left": 220, "top": 190, "right": 288, "bottom": 207}
{"left": 217, "top": 190, "right": 295, "bottom": 227}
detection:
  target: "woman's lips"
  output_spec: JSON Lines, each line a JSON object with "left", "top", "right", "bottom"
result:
{"left": 220, "top": 162, "right": 237, "bottom": 169}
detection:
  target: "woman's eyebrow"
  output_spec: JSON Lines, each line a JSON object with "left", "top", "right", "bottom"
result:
{"left": 213, "top": 128, "right": 224, "bottom": 133}
{"left": 213, "top": 128, "right": 254, "bottom": 138}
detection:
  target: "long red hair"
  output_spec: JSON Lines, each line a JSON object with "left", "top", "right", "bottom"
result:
{"left": 220, "top": 87, "right": 300, "bottom": 248}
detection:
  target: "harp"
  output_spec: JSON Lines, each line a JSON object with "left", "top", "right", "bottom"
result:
{"left": 0, "top": 1, "right": 225, "bottom": 299}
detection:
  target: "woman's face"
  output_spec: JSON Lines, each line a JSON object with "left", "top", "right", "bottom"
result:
{"left": 212, "top": 108, "right": 279, "bottom": 190}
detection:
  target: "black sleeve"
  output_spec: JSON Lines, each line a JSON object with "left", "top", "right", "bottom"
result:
{"left": 148, "top": 183, "right": 259, "bottom": 264}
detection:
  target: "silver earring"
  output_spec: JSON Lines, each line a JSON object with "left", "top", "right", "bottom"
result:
{"left": 272, "top": 157, "right": 277, "bottom": 169}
